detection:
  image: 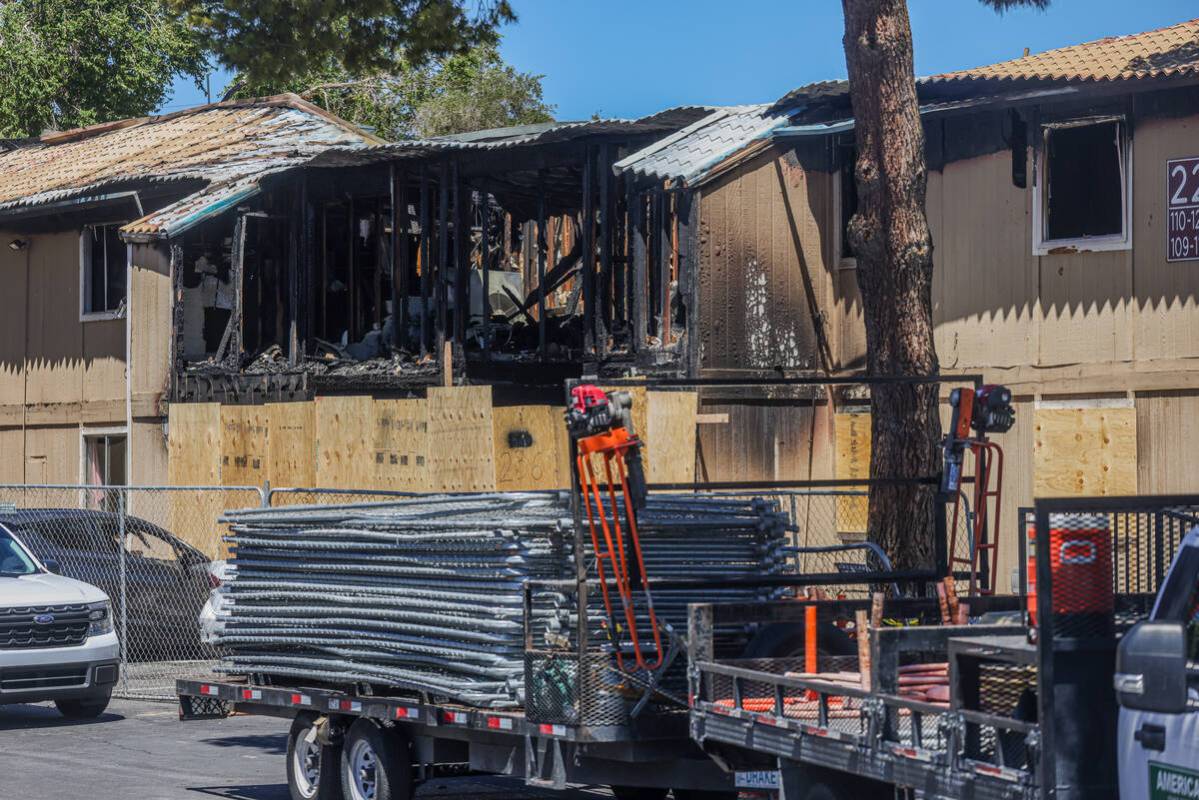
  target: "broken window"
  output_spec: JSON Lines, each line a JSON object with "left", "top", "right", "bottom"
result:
{"left": 180, "top": 231, "right": 235, "bottom": 361}
{"left": 1040, "top": 119, "right": 1128, "bottom": 246}
{"left": 81, "top": 223, "right": 127, "bottom": 315}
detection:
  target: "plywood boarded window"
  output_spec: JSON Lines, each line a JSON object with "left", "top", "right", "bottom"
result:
{"left": 81, "top": 223, "right": 128, "bottom": 316}
{"left": 1033, "top": 405, "right": 1136, "bottom": 497}
{"left": 1036, "top": 118, "right": 1130, "bottom": 252}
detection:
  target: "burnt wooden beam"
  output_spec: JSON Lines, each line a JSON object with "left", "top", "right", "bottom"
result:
{"left": 217, "top": 214, "right": 246, "bottom": 367}
{"left": 437, "top": 159, "right": 450, "bottom": 358}
{"left": 347, "top": 194, "right": 357, "bottom": 342}
{"left": 169, "top": 243, "right": 184, "bottom": 401}
{"left": 536, "top": 177, "right": 547, "bottom": 358}
{"left": 647, "top": 189, "right": 661, "bottom": 342}
{"left": 480, "top": 185, "right": 491, "bottom": 360}
{"left": 659, "top": 188, "right": 673, "bottom": 346}
{"left": 301, "top": 176, "right": 315, "bottom": 356}
{"left": 394, "top": 165, "right": 410, "bottom": 352}
{"left": 319, "top": 205, "right": 328, "bottom": 338}
{"left": 598, "top": 144, "right": 613, "bottom": 353}
{"left": 418, "top": 167, "right": 431, "bottom": 356}
{"left": 681, "top": 191, "right": 702, "bottom": 378}
{"left": 581, "top": 146, "right": 595, "bottom": 355}
{"left": 629, "top": 186, "right": 647, "bottom": 354}
{"left": 453, "top": 162, "right": 467, "bottom": 343}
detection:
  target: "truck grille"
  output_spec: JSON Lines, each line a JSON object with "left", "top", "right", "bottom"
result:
{"left": 0, "top": 604, "right": 89, "bottom": 649}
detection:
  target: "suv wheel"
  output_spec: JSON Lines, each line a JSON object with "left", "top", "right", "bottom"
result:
{"left": 55, "top": 695, "right": 110, "bottom": 719}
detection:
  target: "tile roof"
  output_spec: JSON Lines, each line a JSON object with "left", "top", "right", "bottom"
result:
{"left": 926, "top": 17, "right": 1199, "bottom": 85}
{"left": 613, "top": 105, "right": 792, "bottom": 186}
{"left": 0, "top": 94, "right": 375, "bottom": 238}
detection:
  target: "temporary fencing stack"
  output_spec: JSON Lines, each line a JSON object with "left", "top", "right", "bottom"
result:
{"left": 212, "top": 491, "right": 788, "bottom": 709}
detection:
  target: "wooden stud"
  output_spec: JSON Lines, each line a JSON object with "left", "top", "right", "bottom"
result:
{"left": 395, "top": 167, "right": 410, "bottom": 352}
{"left": 480, "top": 185, "right": 491, "bottom": 359}
{"left": 348, "top": 194, "right": 357, "bottom": 342}
{"left": 418, "top": 168, "right": 431, "bottom": 356}
{"left": 598, "top": 144, "right": 614, "bottom": 350}
{"left": 855, "top": 609, "right": 872, "bottom": 691}
{"left": 537, "top": 177, "right": 547, "bottom": 357}
{"left": 657, "top": 189, "right": 671, "bottom": 344}
{"left": 630, "top": 186, "right": 647, "bottom": 353}
{"left": 581, "top": 145, "right": 595, "bottom": 355}
{"left": 437, "top": 160, "right": 450, "bottom": 357}
{"left": 453, "top": 162, "right": 467, "bottom": 343}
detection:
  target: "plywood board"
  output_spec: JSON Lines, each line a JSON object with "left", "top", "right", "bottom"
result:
{"left": 1033, "top": 406, "right": 1137, "bottom": 497}
{"left": 646, "top": 391, "right": 698, "bottom": 483}
{"left": 267, "top": 401, "right": 315, "bottom": 489}
{"left": 374, "top": 399, "right": 430, "bottom": 491}
{"left": 493, "top": 405, "right": 568, "bottom": 491}
{"left": 168, "top": 403, "right": 221, "bottom": 486}
{"left": 834, "top": 411, "right": 871, "bottom": 535}
{"left": 315, "top": 396, "right": 374, "bottom": 489}
{"left": 219, "top": 405, "right": 269, "bottom": 487}
{"left": 427, "top": 386, "right": 496, "bottom": 492}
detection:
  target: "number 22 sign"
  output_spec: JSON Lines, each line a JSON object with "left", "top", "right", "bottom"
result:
{"left": 1167, "top": 157, "right": 1199, "bottom": 262}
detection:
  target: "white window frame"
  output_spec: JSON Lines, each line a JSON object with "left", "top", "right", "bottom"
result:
{"left": 1032, "top": 115, "right": 1133, "bottom": 256}
{"left": 79, "top": 223, "right": 129, "bottom": 321}
{"left": 79, "top": 427, "right": 128, "bottom": 485}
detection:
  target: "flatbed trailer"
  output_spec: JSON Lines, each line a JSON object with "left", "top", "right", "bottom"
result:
{"left": 176, "top": 673, "right": 731, "bottom": 793}
{"left": 687, "top": 496, "right": 1198, "bottom": 800}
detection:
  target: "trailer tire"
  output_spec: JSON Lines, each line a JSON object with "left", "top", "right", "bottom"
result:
{"left": 340, "top": 719, "right": 412, "bottom": 800}
{"left": 611, "top": 787, "right": 669, "bottom": 800}
{"left": 287, "top": 714, "right": 343, "bottom": 800}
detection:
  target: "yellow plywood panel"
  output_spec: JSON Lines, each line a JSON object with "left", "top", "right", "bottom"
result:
{"left": 427, "top": 386, "right": 496, "bottom": 492}
{"left": 315, "top": 396, "right": 374, "bottom": 489}
{"left": 493, "top": 405, "right": 568, "bottom": 491}
{"left": 835, "top": 411, "right": 871, "bottom": 535}
{"left": 267, "top": 401, "right": 315, "bottom": 489}
{"left": 1033, "top": 406, "right": 1137, "bottom": 497}
{"left": 646, "top": 391, "right": 698, "bottom": 483}
{"left": 374, "top": 399, "right": 430, "bottom": 491}
{"left": 168, "top": 403, "right": 221, "bottom": 486}
{"left": 220, "top": 405, "right": 269, "bottom": 487}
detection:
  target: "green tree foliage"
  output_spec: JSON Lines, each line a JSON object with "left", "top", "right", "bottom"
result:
{"left": 172, "top": 0, "right": 514, "bottom": 87}
{"left": 0, "top": 0, "right": 206, "bottom": 137}
{"left": 236, "top": 43, "right": 555, "bottom": 140}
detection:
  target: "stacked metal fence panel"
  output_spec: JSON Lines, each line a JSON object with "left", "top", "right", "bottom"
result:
{"left": 213, "top": 492, "right": 788, "bottom": 708}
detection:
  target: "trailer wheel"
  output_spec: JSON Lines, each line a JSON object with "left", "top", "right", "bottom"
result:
{"left": 287, "top": 714, "right": 343, "bottom": 800}
{"left": 611, "top": 787, "right": 669, "bottom": 800}
{"left": 340, "top": 719, "right": 412, "bottom": 800}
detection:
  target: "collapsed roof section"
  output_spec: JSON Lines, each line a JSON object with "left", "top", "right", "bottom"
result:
{"left": 0, "top": 94, "right": 378, "bottom": 240}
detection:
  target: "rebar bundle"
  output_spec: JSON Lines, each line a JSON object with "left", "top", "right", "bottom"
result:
{"left": 213, "top": 492, "right": 787, "bottom": 708}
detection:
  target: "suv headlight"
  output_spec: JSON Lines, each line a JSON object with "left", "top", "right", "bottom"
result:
{"left": 87, "top": 601, "right": 114, "bottom": 637}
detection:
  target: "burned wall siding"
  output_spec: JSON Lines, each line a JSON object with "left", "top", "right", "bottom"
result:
{"left": 697, "top": 148, "right": 833, "bottom": 373}
{"left": 130, "top": 242, "right": 173, "bottom": 419}
{"left": 695, "top": 398, "right": 833, "bottom": 485}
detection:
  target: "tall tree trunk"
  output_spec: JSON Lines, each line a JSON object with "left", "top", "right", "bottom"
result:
{"left": 842, "top": 0, "right": 941, "bottom": 573}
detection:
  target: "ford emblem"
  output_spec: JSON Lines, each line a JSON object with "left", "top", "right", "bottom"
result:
{"left": 32, "top": 614, "right": 54, "bottom": 625}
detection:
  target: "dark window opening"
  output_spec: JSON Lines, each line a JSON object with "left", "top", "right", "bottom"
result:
{"left": 1043, "top": 120, "right": 1125, "bottom": 242}
{"left": 839, "top": 144, "right": 859, "bottom": 259}
{"left": 180, "top": 227, "right": 234, "bottom": 361}
{"left": 241, "top": 215, "right": 293, "bottom": 355}
{"left": 83, "top": 223, "right": 128, "bottom": 314}
{"left": 316, "top": 196, "right": 394, "bottom": 355}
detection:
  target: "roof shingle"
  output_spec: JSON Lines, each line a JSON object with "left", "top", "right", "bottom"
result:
{"left": 927, "top": 17, "right": 1199, "bottom": 85}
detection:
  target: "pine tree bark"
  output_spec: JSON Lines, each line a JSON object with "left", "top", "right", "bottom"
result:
{"left": 841, "top": 0, "right": 941, "bottom": 573}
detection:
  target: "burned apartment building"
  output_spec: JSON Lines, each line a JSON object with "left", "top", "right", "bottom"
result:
{"left": 0, "top": 92, "right": 716, "bottom": 502}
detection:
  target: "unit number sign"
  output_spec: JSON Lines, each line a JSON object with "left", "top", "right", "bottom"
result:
{"left": 1168, "top": 157, "right": 1199, "bottom": 261}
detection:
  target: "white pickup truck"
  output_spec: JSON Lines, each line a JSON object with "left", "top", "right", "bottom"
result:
{"left": 0, "top": 524, "right": 120, "bottom": 717}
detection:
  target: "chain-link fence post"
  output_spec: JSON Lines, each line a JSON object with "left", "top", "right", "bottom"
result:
{"left": 261, "top": 480, "right": 271, "bottom": 508}
{"left": 118, "top": 488, "right": 130, "bottom": 696}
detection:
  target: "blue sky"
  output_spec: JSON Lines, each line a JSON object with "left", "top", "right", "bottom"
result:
{"left": 163, "top": 1, "right": 1199, "bottom": 120}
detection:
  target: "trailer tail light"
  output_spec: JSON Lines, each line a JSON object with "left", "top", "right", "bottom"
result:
{"left": 291, "top": 694, "right": 311, "bottom": 706}
{"left": 539, "top": 723, "right": 566, "bottom": 737}
{"left": 487, "top": 716, "right": 514, "bottom": 730}
{"left": 200, "top": 684, "right": 219, "bottom": 696}
{"left": 329, "top": 699, "right": 361, "bottom": 712}
{"left": 442, "top": 711, "right": 468, "bottom": 725}
{"left": 241, "top": 688, "right": 262, "bottom": 701}
{"left": 395, "top": 706, "right": 418, "bottom": 720}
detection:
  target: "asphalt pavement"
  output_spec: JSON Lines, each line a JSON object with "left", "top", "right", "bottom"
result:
{"left": 0, "top": 699, "right": 608, "bottom": 800}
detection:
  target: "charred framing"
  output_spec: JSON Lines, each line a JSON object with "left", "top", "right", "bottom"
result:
{"left": 161, "top": 111, "right": 712, "bottom": 402}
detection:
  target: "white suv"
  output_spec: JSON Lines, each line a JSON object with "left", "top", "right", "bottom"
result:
{"left": 0, "top": 525, "right": 120, "bottom": 718}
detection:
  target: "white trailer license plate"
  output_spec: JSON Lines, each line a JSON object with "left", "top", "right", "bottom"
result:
{"left": 735, "top": 771, "right": 781, "bottom": 790}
